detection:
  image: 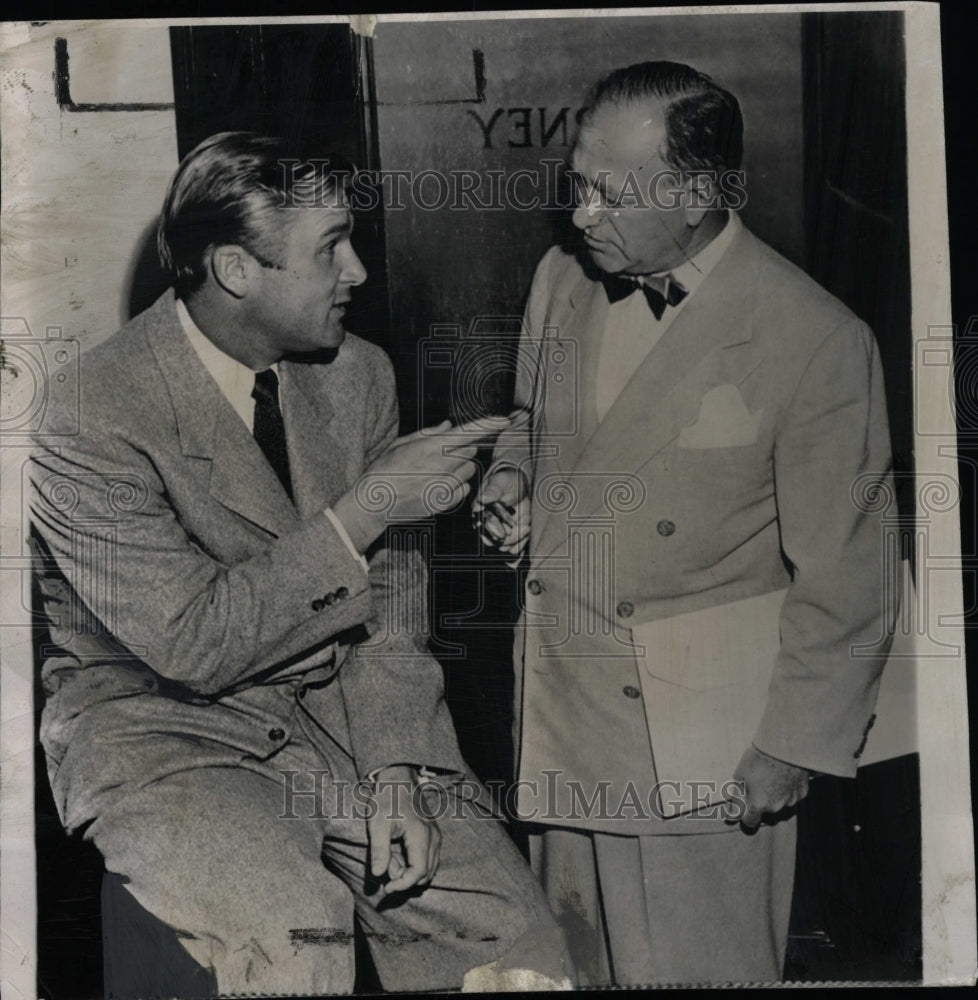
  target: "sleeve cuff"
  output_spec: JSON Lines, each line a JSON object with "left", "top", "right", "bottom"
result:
{"left": 324, "top": 506, "right": 369, "bottom": 575}
{"left": 485, "top": 458, "right": 523, "bottom": 481}
{"left": 365, "top": 765, "right": 440, "bottom": 787}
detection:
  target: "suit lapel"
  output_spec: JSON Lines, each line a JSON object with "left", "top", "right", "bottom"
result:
{"left": 533, "top": 227, "right": 761, "bottom": 560}
{"left": 278, "top": 360, "right": 349, "bottom": 517}
{"left": 555, "top": 270, "right": 606, "bottom": 470}
{"left": 145, "top": 294, "right": 300, "bottom": 537}
{"left": 528, "top": 264, "right": 605, "bottom": 545}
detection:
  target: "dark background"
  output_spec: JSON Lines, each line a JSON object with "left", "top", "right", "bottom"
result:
{"left": 25, "top": 3, "right": 977, "bottom": 995}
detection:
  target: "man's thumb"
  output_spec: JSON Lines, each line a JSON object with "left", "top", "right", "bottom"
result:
{"left": 740, "top": 803, "right": 762, "bottom": 831}
{"left": 473, "top": 482, "right": 499, "bottom": 508}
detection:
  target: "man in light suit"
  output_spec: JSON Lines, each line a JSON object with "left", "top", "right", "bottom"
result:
{"left": 475, "top": 62, "right": 897, "bottom": 985}
{"left": 30, "top": 132, "right": 573, "bottom": 996}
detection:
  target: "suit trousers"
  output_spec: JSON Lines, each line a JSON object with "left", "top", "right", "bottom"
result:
{"left": 528, "top": 817, "right": 796, "bottom": 987}
{"left": 82, "top": 678, "right": 570, "bottom": 996}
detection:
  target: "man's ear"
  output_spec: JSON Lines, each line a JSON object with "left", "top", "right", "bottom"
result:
{"left": 208, "top": 245, "right": 253, "bottom": 299}
{"left": 683, "top": 171, "right": 719, "bottom": 228}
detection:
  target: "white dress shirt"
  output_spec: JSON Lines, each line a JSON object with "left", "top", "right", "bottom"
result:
{"left": 175, "top": 298, "right": 367, "bottom": 572}
{"left": 595, "top": 211, "right": 742, "bottom": 423}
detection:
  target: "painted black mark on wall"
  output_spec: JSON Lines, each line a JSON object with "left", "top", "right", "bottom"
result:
{"left": 375, "top": 48, "right": 486, "bottom": 106}
{"left": 54, "top": 37, "right": 175, "bottom": 112}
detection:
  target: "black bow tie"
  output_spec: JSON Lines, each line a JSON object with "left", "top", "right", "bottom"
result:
{"left": 602, "top": 273, "right": 688, "bottom": 320}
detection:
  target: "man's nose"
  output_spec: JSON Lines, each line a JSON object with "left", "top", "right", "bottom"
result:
{"left": 572, "top": 202, "right": 600, "bottom": 231}
{"left": 344, "top": 248, "right": 367, "bottom": 286}
{"left": 571, "top": 182, "right": 608, "bottom": 231}
{"left": 571, "top": 199, "right": 607, "bottom": 230}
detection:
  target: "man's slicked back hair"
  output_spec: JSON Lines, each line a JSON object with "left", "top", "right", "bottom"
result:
{"left": 157, "top": 131, "right": 352, "bottom": 299}
{"left": 586, "top": 60, "right": 744, "bottom": 175}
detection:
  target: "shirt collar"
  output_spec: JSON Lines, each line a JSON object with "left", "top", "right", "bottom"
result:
{"left": 644, "top": 210, "right": 741, "bottom": 298}
{"left": 175, "top": 297, "right": 272, "bottom": 431}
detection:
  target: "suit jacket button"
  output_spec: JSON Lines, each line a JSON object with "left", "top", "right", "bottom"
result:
{"left": 268, "top": 727, "right": 286, "bottom": 741}
{"left": 657, "top": 520, "right": 676, "bottom": 536}
{"left": 324, "top": 592, "right": 336, "bottom": 605}
{"left": 527, "top": 579, "right": 543, "bottom": 595}
{"left": 622, "top": 685, "right": 641, "bottom": 699}
{"left": 311, "top": 598, "right": 325, "bottom": 612}
{"left": 617, "top": 601, "right": 634, "bottom": 618}
{"left": 336, "top": 586, "right": 349, "bottom": 600}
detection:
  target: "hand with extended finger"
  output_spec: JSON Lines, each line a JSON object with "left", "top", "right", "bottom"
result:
{"left": 334, "top": 417, "right": 512, "bottom": 553}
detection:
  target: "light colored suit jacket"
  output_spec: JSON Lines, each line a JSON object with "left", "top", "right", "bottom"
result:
{"left": 30, "top": 291, "right": 467, "bottom": 832}
{"left": 492, "top": 224, "right": 897, "bottom": 834}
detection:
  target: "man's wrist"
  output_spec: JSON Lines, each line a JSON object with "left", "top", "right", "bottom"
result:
{"left": 369, "top": 763, "right": 421, "bottom": 791}
{"left": 487, "top": 462, "right": 529, "bottom": 495}
{"left": 751, "top": 743, "right": 817, "bottom": 776}
{"left": 332, "top": 491, "right": 381, "bottom": 555}
{"left": 323, "top": 507, "right": 369, "bottom": 574}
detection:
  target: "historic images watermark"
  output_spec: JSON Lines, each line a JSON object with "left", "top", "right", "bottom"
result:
{"left": 275, "top": 158, "right": 749, "bottom": 214}
{"left": 278, "top": 768, "right": 751, "bottom": 824}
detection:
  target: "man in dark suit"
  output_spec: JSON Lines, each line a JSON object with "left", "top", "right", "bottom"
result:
{"left": 475, "top": 62, "right": 897, "bottom": 985}
{"left": 30, "top": 132, "right": 573, "bottom": 995}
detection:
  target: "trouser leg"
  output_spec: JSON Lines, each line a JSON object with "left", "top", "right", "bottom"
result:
{"left": 527, "top": 819, "right": 796, "bottom": 987}
{"left": 593, "top": 820, "right": 798, "bottom": 985}
{"left": 86, "top": 747, "right": 356, "bottom": 998}
{"left": 317, "top": 782, "right": 576, "bottom": 992}
{"left": 291, "top": 677, "right": 575, "bottom": 991}
{"left": 83, "top": 676, "right": 576, "bottom": 996}
{"left": 527, "top": 825, "right": 612, "bottom": 987}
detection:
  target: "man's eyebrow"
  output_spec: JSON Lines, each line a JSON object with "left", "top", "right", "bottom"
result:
{"left": 595, "top": 174, "right": 616, "bottom": 198}
{"left": 573, "top": 169, "right": 617, "bottom": 202}
{"left": 587, "top": 170, "right": 620, "bottom": 202}
{"left": 316, "top": 219, "right": 352, "bottom": 243}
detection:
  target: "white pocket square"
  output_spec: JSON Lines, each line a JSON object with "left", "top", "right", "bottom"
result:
{"left": 678, "top": 384, "right": 762, "bottom": 449}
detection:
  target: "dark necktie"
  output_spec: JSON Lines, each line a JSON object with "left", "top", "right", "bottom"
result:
{"left": 252, "top": 369, "right": 293, "bottom": 500}
{"left": 602, "top": 273, "right": 688, "bottom": 320}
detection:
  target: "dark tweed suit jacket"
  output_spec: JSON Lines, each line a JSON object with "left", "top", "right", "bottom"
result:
{"left": 30, "top": 290, "right": 467, "bottom": 833}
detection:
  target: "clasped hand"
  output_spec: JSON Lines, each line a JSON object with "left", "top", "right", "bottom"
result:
{"left": 472, "top": 466, "right": 531, "bottom": 555}
{"left": 730, "top": 744, "right": 813, "bottom": 831}
{"left": 367, "top": 764, "right": 442, "bottom": 895}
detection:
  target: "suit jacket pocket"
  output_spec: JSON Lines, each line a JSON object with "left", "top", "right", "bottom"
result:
{"left": 677, "top": 384, "right": 763, "bottom": 449}
{"left": 634, "top": 588, "right": 786, "bottom": 691}
{"left": 631, "top": 588, "right": 787, "bottom": 816}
